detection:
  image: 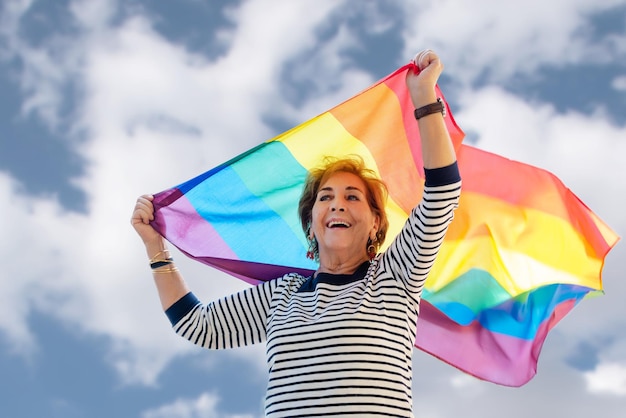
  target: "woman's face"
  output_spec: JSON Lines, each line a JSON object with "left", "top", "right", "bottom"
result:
{"left": 310, "top": 171, "right": 380, "bottom": 259}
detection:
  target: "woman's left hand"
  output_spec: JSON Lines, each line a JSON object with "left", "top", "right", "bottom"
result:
{"left": 406, "top": 49, "right": 443, "bottom": 107}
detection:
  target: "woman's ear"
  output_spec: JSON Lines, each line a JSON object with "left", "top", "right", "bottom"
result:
{"left": 371, "top": 216, "right": 380, "bottom": 241}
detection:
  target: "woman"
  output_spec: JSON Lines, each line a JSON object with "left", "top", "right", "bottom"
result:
{"left": 132, "top": 49, "right": 461, "bottom": 417}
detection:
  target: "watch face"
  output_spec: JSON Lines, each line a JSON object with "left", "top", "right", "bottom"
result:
{"left": 438, "top": 98, "right": 447, "bottom": 118}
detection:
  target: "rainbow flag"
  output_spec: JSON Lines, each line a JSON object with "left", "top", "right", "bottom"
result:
{"left": 151, "top": 64, "right": 618, "bottom": 387}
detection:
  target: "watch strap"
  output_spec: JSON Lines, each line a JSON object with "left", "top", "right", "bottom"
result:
{"left": 413, "top": 98, "right": 446, "bottom": 120}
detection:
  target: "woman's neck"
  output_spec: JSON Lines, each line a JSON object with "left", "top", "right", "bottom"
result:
{"left": 316, "top": 253, "right": 369, "bottom": 276}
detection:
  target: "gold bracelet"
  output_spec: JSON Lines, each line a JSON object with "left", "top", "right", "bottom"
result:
{"left": 149, "top": 249, "right": 171, "bottom": 263}
{"left": 152, "top": 266, "right": 179, "bottom": 274}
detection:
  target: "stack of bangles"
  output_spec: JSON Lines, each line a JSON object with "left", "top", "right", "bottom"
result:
{"left": 150, "top": 249, "right": 178, "bottom": 274}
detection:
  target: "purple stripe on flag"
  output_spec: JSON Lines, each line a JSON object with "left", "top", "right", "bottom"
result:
{"left": 152, "top": 189, "right": 238, "bottom": 260}
{"left": 194, "top": 257, "right": 315, "bottom": 286}
{"left": 416, "top": 298, "right": 577, "bottom": 386}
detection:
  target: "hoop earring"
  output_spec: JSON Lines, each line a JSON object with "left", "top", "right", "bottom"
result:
{"left": 367, "top": 237, "right": 377, "bottom": 261}
{"left": 367, "top": 244, "right": 377, "bottom": 261}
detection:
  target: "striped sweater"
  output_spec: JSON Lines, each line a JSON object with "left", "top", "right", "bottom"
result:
{"left": 166, "top": 163, "right": 461, "bottom": 417}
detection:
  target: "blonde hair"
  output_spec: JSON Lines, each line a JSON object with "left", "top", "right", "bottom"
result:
{"left": 298, "top": 156, "right": 389, "bottom": 255}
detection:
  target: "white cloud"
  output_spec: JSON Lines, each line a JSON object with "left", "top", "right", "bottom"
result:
{"left": 584, "top": 362, "right": 626, "bottom": 396}
{"left": 0, "top": 171, "right": 79, "bottom": 353}
{"left": 0, "top": 0, "right": 81, "bottom": 129}
{"left": 612, "top": 75, "right": 626, "bottom": 91}
{"left": 450, "top": 373, "right": 484, "bottom": 392}
{"left": 141, "top": 391, "right": 260, "bottom": 418}
{"left": 402, "top": 0, "right": 626, "bottom": 86}
{"left": 69, "top": 0, "right": 117, "bottom": 30}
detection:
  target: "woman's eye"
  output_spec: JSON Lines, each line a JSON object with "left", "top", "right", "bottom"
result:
{"left": 319, "top": 194, "right": 331, "bottom": 201}
{"left": 347, "top": 195, "right": 359, "bottom": 201}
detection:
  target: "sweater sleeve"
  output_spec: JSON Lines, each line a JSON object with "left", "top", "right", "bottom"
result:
{"left": 165, "top": 277, "right": 282, "bottom": 349}
{"left": 380, "top": 161, "right": 461, "bottom": 308}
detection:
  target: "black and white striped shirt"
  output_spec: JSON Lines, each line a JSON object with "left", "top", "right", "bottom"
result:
{"left": 166, "top": 163, "right": 461, "bottom": 417}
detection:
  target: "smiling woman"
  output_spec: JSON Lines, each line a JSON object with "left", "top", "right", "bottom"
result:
{"left": 297, "top": 156, "right": 389, "bottom": 264}
{"left": 131, "top": 49, "right": 461, "bottom": 417}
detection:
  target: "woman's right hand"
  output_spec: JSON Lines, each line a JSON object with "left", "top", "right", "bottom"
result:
{"left": 131, "top": 194, "right": 162, "bottom": 245}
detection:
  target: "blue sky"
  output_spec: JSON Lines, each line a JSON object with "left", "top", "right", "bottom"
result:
{"left": 1, "top": 0, "right": 625, "bottom": 417}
